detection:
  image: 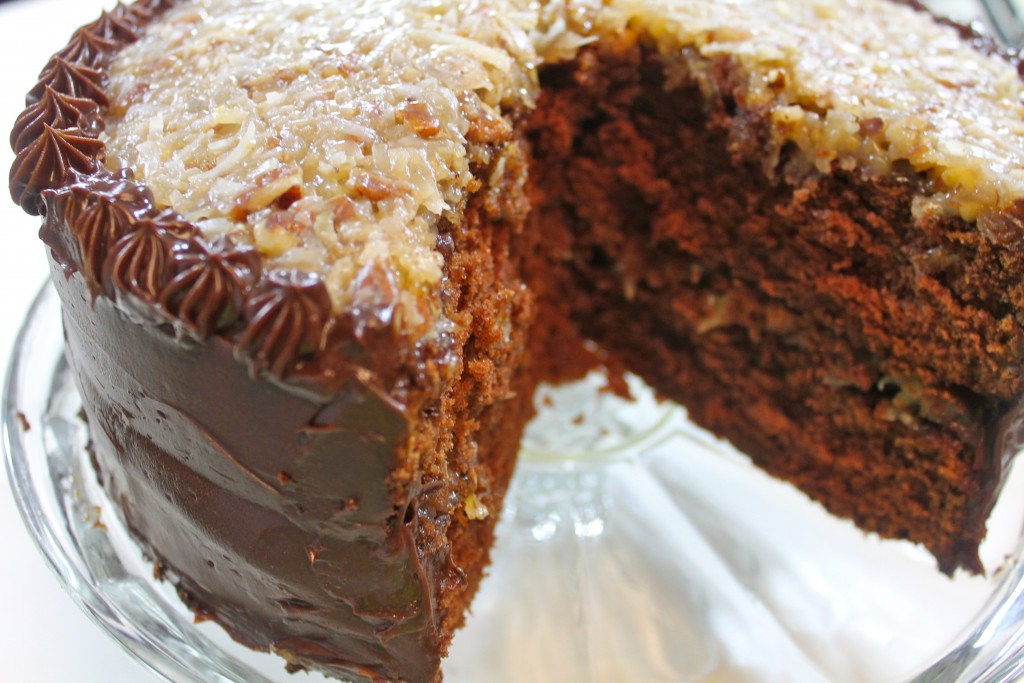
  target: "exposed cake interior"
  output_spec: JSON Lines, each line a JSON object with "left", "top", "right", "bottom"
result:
{"left": 525, "top": 35, "right": 1024, "bottom": 574}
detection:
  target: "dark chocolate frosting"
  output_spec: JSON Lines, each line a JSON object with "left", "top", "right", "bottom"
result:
{"left": 43, "top": 172, "right": 156, "bottom": 293}
{"left": 54, "top": 27, "right": 120, "bottom": 67}
{"left": 11, "top": 4, "right": 460, "bottom": 681}
{"left": 237, "top": 270, "right": 334, "bottom": 378}
{"left": 10, "top": 125, "right": 104, "bottom": 214}
{"left": 11, "top": 86, "right": 101, "bottom": 153}
{"left": 52, "top": 259, "right": 441, "bottom": 683}
{"left": 104, "top": 211, "right": 197, "bottom": 301}
{"left": 83, "top": 7, "right": 146, "bottom": 45}
{"left": 28, "top": 58, "right": 109, "bottom": 108}
{"left": 159, "top": 237, "right": 261, "bottom": 339}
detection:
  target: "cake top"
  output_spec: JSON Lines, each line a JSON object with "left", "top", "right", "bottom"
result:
{"left": 102, "top": 0, "right": 538, "bottom": 324}
{"left": 12, "top": 0, "right": 1024, "bottom": 341}
{"left": 98, "top": 0, "right": 1023, "bottom": 314}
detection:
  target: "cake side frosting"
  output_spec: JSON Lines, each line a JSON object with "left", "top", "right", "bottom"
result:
{"left": 51, "top": 253, "right": 448, "bottom": 683}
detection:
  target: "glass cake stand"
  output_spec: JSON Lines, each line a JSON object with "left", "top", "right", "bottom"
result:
{"left": 7, "top": 278, "right": 1024, "bottom": 683}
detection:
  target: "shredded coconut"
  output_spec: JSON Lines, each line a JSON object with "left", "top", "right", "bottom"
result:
{"left": 103, "top": 0, "right": 537, "bottom": 313}
{"left": 102, "top": 0, "right": 1024, "bottom": 324}
{"left": 599, "top": 0, "right": 1024, "bottom": 220}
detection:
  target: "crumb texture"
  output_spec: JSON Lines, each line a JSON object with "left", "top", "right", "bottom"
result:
{"left": 525, "top": 39, "right": 1024, "bottom": 573}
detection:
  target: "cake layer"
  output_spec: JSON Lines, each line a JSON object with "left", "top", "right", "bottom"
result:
{"left": 525, "top": 37, "right": 1024, "bottom": 573}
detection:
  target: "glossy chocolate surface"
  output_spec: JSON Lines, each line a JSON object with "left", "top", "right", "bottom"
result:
{"left": 54, "top": 259, "right": 440, "bottom": 683}
{"left": 13, "top": 2, "right": 457, "bottom": 681}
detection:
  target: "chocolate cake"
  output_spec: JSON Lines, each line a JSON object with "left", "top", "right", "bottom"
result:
{"left": 9, "top": 0, "right": 1024, "bottom": 681}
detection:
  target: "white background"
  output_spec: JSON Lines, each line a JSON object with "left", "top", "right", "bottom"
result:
{"left": 0, "top": 1, "right": 1003, "bottom": 682}
{"left": 0, "top": 1, "right": 160, "bottom": 680}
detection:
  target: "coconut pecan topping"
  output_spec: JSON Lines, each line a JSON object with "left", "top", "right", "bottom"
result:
{"left": 237, "top": 270, "right": 332, "bottom": 378}
{"left": 160, "top": 239, "right": 261, "bottom": 338}
{"left": 10, "top": 125, "right": 104, "bottom": 214}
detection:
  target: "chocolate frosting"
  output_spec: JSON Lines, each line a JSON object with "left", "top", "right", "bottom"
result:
{"left": 10, "top": 125, "right": 104, "bottom": 214}
{"left": 104, "top": 211, "right": 197, "bottom": 301}
{"left": 28, "top": 58, "right": 109, "bottom": 107}
{"left": 11, "top": 86, "right": 100, "bottom": 153}
{"left": 54, "top": 27, "right": 120, "bottom": 67}
{"left": 44, "top": 172, "right": 156, "bottom": 293}
{"left": 83, "top": 8, "right": 145, "bottom": 45}
{"left": 237, "top": 270, "right": 334, "bottom": 378}
{"left": 159, "top": 237, "right": 261, "bottom": 339}
{"left": 52, "top": 259, "right": 440, "bottom": 683}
